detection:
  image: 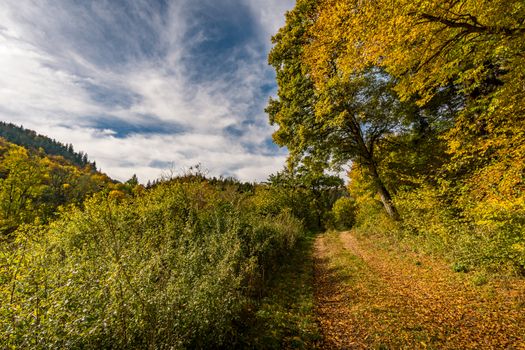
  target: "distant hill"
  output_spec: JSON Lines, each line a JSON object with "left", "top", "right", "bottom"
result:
{"left": 0, "top": 135, "right": 134, "bottom": 235}
{"left": 0, "top": 122, "right": 95, "bottom": 169}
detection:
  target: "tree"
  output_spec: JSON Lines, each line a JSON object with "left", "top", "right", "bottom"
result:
{"left": 304, "top": 0, "right": 525, "bottom": 208}
{"left": 305, "top": 0, "right": 525, "bottom": 103}
{"left": 0, "top": 147, "right": 45, "bottom": 233}
{"left": 126, "top": 174, "right": 139, "bottom": 187}
{"left": 266, "top": 0, "right": 318, "bottom": 165}
{"left": 266, "top": 165, "right": 345, "bottom": 229}
{"left": 268, "top": 1, "right": 410, "bottom": 219}
{"left": 332, "top": 196, "right": 356, "bottom": 230}
{"left": 0, "top": 122, "right": 94, "bottom": 168}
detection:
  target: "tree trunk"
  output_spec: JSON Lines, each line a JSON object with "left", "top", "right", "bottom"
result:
{"left": 376, "top": 180, "right": 400, "bottom": 221}
{"left": 350, "top": 114, "right": 401, "bottom": 221}
{"left": 368, "top": 163, "right": 401, "bottom": 221}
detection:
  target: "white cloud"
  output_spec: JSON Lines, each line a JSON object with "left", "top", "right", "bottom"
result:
{"left": 245, "top": 0, "right": 295, "bottom": 46}
{"left": 0, "top": 0, "right": 293, "bottom": 183}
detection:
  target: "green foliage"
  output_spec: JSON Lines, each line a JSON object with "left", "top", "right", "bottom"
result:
{"left": 0, "top": 179, "right": 306, "bottom": 348}
{"left": 452, "top": 262, "right": 469, "bottom": 273}
{"left": 257, "top": 167, "right": 346, "bottom": 231}
{"left": 266, "top": 0, "right": 460, "bottom": 220}
{"left": 393, "top": 187, "right": 454, "bottom": 242}
{"left": 0, "top": 122, "right": 94, "bottom": 168}
{"left": 471, "top": 272, "right": 488, "bottom": 286}
{"left": 331, "top": 197, "right": 356, "bottom": 230}
{"left": 240, "top": 234, "right": 320, "bottom": 349}
{"left": 347, "top": 165, "right": 393, "bottom": 234}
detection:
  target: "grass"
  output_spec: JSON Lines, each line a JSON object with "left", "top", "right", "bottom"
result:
{"left": 238, "top": 233, "right": 321, "bottom": 349}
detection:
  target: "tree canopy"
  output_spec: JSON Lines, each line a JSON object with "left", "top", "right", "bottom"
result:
{"left": 304, "top": 0, "right": 525, "bottom": 208}
{"left": 268, "top": 0, "right": 525, "bottom": 221}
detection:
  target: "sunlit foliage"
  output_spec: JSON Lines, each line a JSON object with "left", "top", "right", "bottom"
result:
{"left": 305, "top": 0, "right": 525, "bottom": 226}
{"left": 0, "top": 176, "right": 309, "bottom": 348}
{"left": 0, "top": 138, "right": 134, "bottom": 237}
{"left": 272, "top": 0, "right": 525, "bottom": 273}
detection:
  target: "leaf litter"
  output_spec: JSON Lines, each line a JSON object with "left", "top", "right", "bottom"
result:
{"left": 314, "top": 231, "right": 525, "bottom": 349}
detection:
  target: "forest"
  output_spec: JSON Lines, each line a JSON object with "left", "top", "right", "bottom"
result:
{"left": 0, "top": 122, "right": 96, "bottom": 169}
{"left": 1, "top": 0, "right": 524, "bottom": 348}
{"left": 268, "top": 0, "right": 524, "bottom": 274}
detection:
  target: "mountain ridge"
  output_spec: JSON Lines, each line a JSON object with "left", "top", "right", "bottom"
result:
{"left": 0, "top": 121, "right": 95, "bottom": 169}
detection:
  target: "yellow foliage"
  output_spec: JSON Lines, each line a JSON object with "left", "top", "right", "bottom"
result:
{"left": 108, "top": 190, "right": 126, "bottom": 201}
{"left": 306, "top": 0, "right": 525, "bottom": 231}
{"left": 306, "top": 0, "right": 525, "bottom": 103}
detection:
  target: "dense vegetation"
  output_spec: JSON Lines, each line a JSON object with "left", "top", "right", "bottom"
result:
{"left": 1, "top": 0, "right": 523, "bottom": 347}
{"left": 0, "top": 138, "right": 122, "bottom": 236}
{"left": 269, "top": 0, "right": 524, "bottom": 275}
{"left": 0, "top": 122, "right": 95, "bottom": 169}
{"left": 1, "top": 180, "right": 296, "bottom": 348}
{"left": 0, "top": 139, "right": 342, "bottom": 348}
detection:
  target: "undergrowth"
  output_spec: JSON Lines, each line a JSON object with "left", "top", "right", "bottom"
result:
{"left": 238, "top": 233, "right": 320, "bottom": 349}
{"left": 0, "top": 180, "right": 307, "bottom": 349}
{"left": 353, "top": 187, "right": 525, "bottom": 277}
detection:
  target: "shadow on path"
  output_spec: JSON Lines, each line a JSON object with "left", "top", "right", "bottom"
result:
{"left": 313, "top": 231, "right": 525, "bottom": 349}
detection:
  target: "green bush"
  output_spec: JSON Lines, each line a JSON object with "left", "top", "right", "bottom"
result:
{"left": 250, "top": 185, "right": 323, "bottom": 231}
{"left": 0, "top": 180, "right": 304, "bottom": 349}
{"left": 331, "top": 197, "right": 356, "bottom": 230}
{"left": 390, "top": 186, "right": 525, "bottom": 275}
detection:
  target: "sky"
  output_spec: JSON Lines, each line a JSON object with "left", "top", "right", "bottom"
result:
{"left": 0, "top": 0, "right": 295, "bottom": 183}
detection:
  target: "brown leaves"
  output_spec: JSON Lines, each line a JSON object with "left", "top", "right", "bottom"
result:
{"left": 314, "top": 231, "right": 525, "bottom": 349}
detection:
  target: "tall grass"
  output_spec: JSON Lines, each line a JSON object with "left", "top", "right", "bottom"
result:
{"left": 0, "top": 180, "right": 304, "bottom": 349}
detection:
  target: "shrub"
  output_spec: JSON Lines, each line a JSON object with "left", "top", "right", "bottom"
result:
{"left": 0, "top": 180, "right": 305, "bottom": 349}
{"left": 388, "top": 186, "right": 525, "bottom": 275}
{"left": 331, "top": 197, "right": 356, "bottom": 230}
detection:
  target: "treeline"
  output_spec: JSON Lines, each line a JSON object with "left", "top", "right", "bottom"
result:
{"left": 0, "top": 122, "right": 95, "bottom": 168}
{"left": 145, "top": 165, "right": 255, "bottom": 194}
{"left": 147, "top": 165, "right": 352, "bottom": 233}
{"left": 269, "top": 0, "right": 524, "bottom": 274}
{"left": 0, "top": 138, "right": 133, "bottom": 236}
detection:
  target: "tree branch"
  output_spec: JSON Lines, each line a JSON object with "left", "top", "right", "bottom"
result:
{"left": 419, "top": 13, "right": 525, "bottom": 36}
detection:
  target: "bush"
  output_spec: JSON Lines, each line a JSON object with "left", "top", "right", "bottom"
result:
{"left": 331, "top": 197, "right": 356, "bottom": 230}
{"left": 390, "top": 186, "right": 525, "bottom": 275}
{"left": 0, "top": 180, "right": 305, "bottom": 349}
{"left": 250, "top": 184, "right": 324, "bottom": 231}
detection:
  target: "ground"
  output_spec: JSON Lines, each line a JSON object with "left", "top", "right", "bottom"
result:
{"left": 314, "top": 231, "right": 525, "bottom": 349}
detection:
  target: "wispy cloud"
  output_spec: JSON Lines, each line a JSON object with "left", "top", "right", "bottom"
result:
{"left": 0, "top": 0, "right": 294, "bottom": 182}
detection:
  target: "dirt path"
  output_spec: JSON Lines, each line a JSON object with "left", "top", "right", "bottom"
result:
{"left": 314, "top": 231, "right": 525, "bottom": 349}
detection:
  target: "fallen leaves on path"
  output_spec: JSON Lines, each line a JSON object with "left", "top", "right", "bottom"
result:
{"left": 314, "top": 231, "right": 525, "bottom": 349}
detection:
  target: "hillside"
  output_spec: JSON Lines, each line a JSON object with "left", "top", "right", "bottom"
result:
{"left": 0, "top": 136, "right": 121, "bottom": 235}
{"left": 0, "top": 122, "right": 94, "bottom": 169}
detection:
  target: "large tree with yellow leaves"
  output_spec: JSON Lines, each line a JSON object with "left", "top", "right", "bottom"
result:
{"left": 305, "top": 0, "right": 525, "bottom": 210}
{"left": 267, "top": 0, "right": 464, "bottom": 220}
{"left": 267, "top": 0, "right": 407, "bottom": 219}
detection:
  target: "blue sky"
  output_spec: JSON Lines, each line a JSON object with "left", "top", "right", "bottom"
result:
{"left": 0, "top": 0, "right": 294, "bottom": 182}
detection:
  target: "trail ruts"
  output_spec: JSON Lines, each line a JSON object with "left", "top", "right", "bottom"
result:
{"left": 314, "top": 231, "right": 525, "bottom": 349}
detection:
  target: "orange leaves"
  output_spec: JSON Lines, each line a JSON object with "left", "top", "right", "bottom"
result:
{"left": 314, "top": 231, "right": 525, "bottom": 349}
